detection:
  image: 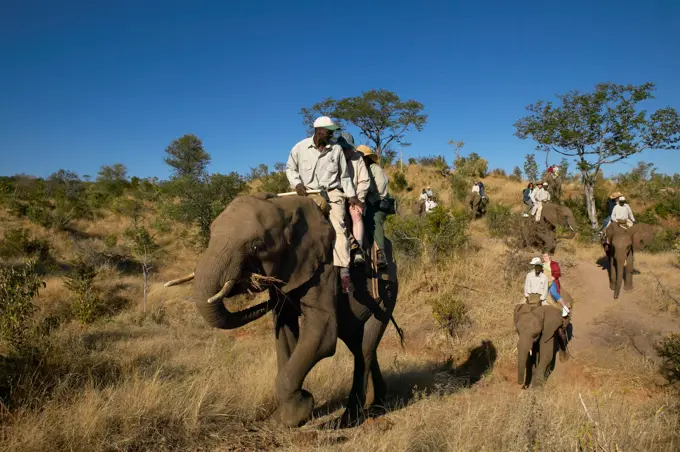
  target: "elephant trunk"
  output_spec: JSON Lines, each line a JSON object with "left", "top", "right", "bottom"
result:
{"left": 517, "top": 335, "right": 534, "bottom": 385}
{"left": 558, "top": 214, "right": 577, "bottom": 239}
{"left": 193, "top": 257, "right": 272, "bottom": 330}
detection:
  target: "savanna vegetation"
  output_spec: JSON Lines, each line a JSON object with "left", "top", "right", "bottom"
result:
{"left": 2, "top": 83, "right": 680, "bottom": 451}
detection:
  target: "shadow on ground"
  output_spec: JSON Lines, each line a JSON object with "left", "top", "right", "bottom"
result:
{"left": 313, "top": 340, "right": 497, "bottom": 429}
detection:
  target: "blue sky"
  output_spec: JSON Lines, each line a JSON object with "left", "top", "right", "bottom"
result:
{"left": 1, "top": 0, "right": 679, "bottom": 180}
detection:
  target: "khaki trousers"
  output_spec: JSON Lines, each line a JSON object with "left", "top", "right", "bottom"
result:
{"left": 328, "top": 189, "right": 350, "bottom": 268}
{"left": 533, "top": 201, "right": 544, "bottom": 222}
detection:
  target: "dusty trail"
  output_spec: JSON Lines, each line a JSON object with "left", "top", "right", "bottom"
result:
{"left": 550, "top": 258, "right": 679, "bottom": 381}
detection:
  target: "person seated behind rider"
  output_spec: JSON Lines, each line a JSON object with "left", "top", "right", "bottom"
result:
{"left": 599, "top": 191, "right": 622, "bottom": 235}
{"left": 356, "top": 144, "right": 391, "bottom": 270}
{"left": 524, "top": 257, "right": 549, "bottom": 306}
{"left": 542, "top": 252, "right": 570, "bottom": 317}
{"left": 286, "top": 116, "right": 360, "bottom": 294}
{"left": 336, "top": 131, "right": 371, "bottom": 267}
{"left": 425, "top": 196, "right": 438, "bottom": 214}
{"left": 531, "top": 181, "right": 550, "bottom": 222}
{"left": 611, "top": 196, "right": 635, "bottom": 228}
{"left": 522, "top": 182, "right": 535, "bottom": 218}
{"left": 477, "top": 181, "right": 486, "bottom": 198}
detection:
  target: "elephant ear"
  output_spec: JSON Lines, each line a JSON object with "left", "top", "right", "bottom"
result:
{"left": 275, "top": 196, "right": 334, "bottom": 293}
{"left": 631, "top": 224, "right": 654, "bottom": 251}
{"left": 541, "top": 203, "right": 559, "bottom": 226}
{"left": 541, "top": 306, "right": 564, "bottom": 343}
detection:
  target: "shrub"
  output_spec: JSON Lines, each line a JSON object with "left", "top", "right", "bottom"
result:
{"left": 635, "top": 208, "right": 659, "bottom": 225}
{"left": 103, "top": 234, "right": 118, "bottom": 248}
{"left": 390, "top": 172, "right": 409, "bottom": 193}
{"left": 417, "top": 155, "right": 449, "bottom": 170}
{"left": 655, "top": 333, "right": 680, "bottom": 389}
{"left": 430, "top": 291, "right": 471, "bottom": 339}
{"left": 490, "top": 168, "right": 506, "bottom": 177}
{"left": 485, "top": 203, "right": 514, "bottom": 238}
{"left": 0, "top": 260, "right": 45, "bottom": 354}
{"left": 510, "top": 166, "right": 523, "bottom": 182}
{"left": 645, "top": 229, "right": 680, "bottom": 254}
{"left": 0, "top": 228, "right": 51, "bottom": 265}
{"left": 386, "top": 207, "right": 469, "bottom": 262}
{"left": 64, "top": 259, "right": 104, "bottom": 324}
{"left": 450, "top": 172, "right": 472, "bottom": 202}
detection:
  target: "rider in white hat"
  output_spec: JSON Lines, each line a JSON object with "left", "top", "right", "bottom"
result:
{"left": 611, "top": 196, "right": 635, "bottom": 228}
{"left": 524, "top": 257, "right": 549, "bottom": 305}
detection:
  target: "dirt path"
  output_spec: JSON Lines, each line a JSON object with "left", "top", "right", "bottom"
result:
{"left": 550, "top": 259, "right": 679, "bottom": 381}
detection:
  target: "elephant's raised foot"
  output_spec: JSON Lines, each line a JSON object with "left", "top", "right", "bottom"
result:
{"left": 270, "top": 389, "right": 315, "bottom": 428}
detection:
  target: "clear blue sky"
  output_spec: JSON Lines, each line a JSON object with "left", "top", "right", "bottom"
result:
{"left": 1, "top": 0, "right": 679, "bottom": 180}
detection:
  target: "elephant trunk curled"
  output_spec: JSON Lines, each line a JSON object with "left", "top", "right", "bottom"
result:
{"left": 192, "top": 253, "right": 271, "bottom": 330}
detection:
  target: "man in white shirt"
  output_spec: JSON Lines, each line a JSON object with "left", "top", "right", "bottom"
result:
{"left": 611, "top": 196, "right": 635, "bottom": 228}
{"left": 336, "top": 131, "right": 370, "bottom": 266}
{"left": 425, "top": 197, "right": 438, "bottom": 213}
{"left": 286, "top": 116, "right": 362, "bottom": 293}
{"left": 531, "top": 182, "right": 550, "bottom": 222}
{"left": 524, "top": 257, "right": 549, "bottom": 305}
{"left": 471, "top": 183, "right": 480, "bottom": 195}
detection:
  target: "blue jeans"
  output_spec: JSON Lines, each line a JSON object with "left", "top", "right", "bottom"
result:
{"left": 600, "top": 216, "right": 611, "bottom": 231}
{"left": 549, "top": 283, "right": 561, "bottom": 302}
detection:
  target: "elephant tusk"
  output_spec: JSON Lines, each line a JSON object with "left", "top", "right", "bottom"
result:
{"left": 164, "top": 272, "right": 195, "bottom": 287}
{"left": 207, "top": 280, "right": 236, "bottom": 304}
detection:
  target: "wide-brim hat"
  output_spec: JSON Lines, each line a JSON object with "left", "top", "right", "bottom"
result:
{"left": 530, "top": 257, "right": 542, "bottom": 266}
{"left": 356, "top": 145, "right": 379, "bottom": 163}
{"left": 610, "top": 191, "right": 622, "bottom": 199}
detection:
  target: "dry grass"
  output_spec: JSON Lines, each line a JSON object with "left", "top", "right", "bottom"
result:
{"left": 2, "top": 173, "right": 680, "bottom": 451}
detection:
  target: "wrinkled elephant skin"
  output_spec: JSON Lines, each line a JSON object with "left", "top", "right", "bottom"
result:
{"left": 603, "top": 222, "right": 653, "bottom": 299}
{"left": 466, "top": 192, "right": 487, "bottom": 219}
{"left": 164, "top": 193, "right": 399, "bottom": 428}
{"left": 514, "top": 303, "right": 569, "bottom": 388}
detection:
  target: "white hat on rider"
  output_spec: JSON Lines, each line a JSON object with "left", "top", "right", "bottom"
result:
{"left": 619, "top": 196, "right": 626, "bottom": 201}
{"left": 530, "top": 257, "right": 542, "bottom": 266}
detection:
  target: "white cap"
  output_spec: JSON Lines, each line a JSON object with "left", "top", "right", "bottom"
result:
{"left": 619, "top": 196, "right": 626, "bottom": 201}
{"left": 530, "top": 257, "right": 542, "bottom": 265}
{"left": 313, "top": 116, "right": 340, "bottom": 131}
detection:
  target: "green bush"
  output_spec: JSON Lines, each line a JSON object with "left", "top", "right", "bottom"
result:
{"left": 485, "top": 203, "right": 514, "bottom": 238}
{"left": 0, "top": 228, "right": 51, "bottom": 261}
{"left": 103, "top": 234, "right": 118, "bottom": 248}
{"left": 450, "top": 172, "right": 472, "bottom": 202}
{"left": 645, "top": 230, "right": 680, "bottom": 254}
{"left": 417, "top": 155, "right": 448, "bottom": 170}
{"left": 64, "top": 259, "right": 104, "bottom": 324}
{"left": 635, "top": 207, "right": 659, "bottom": 225}
{"left": 655, "top": 333, "right": 680, "bottom": 389}
{"left": 430, "top": 291, "right": 471, "bottom": 339}
{"left": 386, "top": 207, "right": 469, "bottom": 262}
{"left": 389, "top": 172, "right": 409, "bottom": 193}
{"left": 0, "top": 260, "right": 45, "bottom": 354}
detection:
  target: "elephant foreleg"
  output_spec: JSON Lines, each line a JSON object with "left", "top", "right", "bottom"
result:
{"left": 624, "top": 249, "right": 634, "bottom": 291}
{"left": 608, "top": 253, "right": 616, "bottom": 291}
{"left": 273, "top": 302, "right": 300, "bottom": 373}
{"left": 534, "top": 337, "right": 558, "bottom": 387}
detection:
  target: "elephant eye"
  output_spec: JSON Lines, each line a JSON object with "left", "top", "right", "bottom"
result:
{"left": 252, "top": 241, "right": 266, "bottom": 254}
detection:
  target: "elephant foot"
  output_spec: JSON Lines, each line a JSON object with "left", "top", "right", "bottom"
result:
{"left": 338, "top": 404, "right": 368, "bottom": 429}
{"left": 613, "top": 293, "right": 619, "bottom": 300}
{"left": 624, "top": 285, "right": 633, "bottom": 292}
{"left": 270, "top": 390, "right": 314, "bottom": 428}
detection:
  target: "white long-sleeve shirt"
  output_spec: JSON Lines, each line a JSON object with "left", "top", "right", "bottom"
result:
{"left": 344, "top": 150, "right": 370, "bottom": 203}
{"left": 471, "top": 184, "right": 480, "bottom": 194}
{"left": 524, "top": 271, "right": 549, "bottom": 301}
{"left": 286, "top": 137, "right": 356, "bottom": 197}
{"left": 533, "top": 187, "right": 550, "bottom": 203}
{"left": 611, "top": 204, "right": 635, "bottom": 223}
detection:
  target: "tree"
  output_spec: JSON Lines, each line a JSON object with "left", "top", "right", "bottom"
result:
{"left": 124, "top": 226, "right": 161, "bottom": 313}
{"left": 558, "top": 158, "right": 569, "bottom": 179}
{"left": 448, "top": 140, "right": 465, "bottom": 160}
{"left": 523, "top": 154, "right": 539, "bottom": 182}
{"left": 96, "top": 163, "right": 129, "bottom": 198}
{"left": 511, "top": 166, "right": 523, "bottom": 182}
{"left": 300, "top": 89, "right": 427, "bottom": 157}
{"left": 515, "top": 82, "right": 680, "bottom": 229}
{"left": 164, "top": 134, "right": 211, "bottom": 180}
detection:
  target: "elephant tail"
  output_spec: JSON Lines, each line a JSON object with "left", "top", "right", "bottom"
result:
{"left": 390, "top": 314, "right": 406, "bottom": 349}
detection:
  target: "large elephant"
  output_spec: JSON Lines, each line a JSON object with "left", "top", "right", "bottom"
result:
{"left": 465, "top": 192, "right": 488, "bottom": 219}
{"left": 544, "top": 173, "right": 563, "bottom": 201}
{"left": 602, "top": 222, "right": 654, "bottom": 299}
{"left": 514, "top": 303, "right": 570, "bottom": 388}
{"left": 163, "top": 193, "right": 399, "bottom": 428}
{"left": 521, "top": 202, "right": 576, "bottom": 253}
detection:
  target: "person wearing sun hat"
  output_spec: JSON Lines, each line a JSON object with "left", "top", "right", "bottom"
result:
{"left": 355, "top": 144, "right": 391, "bottom": 269}
{"left": 599, "top": 191, "right": 623, "bottom": 234}
{"left": 611, "top": 195, "right": 635, "bottom": 228}
{"left": 524, "top": 257, "right": 549, "bottom": 306}
{"left": 336, "top": 131, "right": 371, "bottom": 267}
{"left": 286, "top": 116, "right": 361, "bottom": 294}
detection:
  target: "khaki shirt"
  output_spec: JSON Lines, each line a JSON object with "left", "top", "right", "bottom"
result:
{"left": 534, "top": 187, "right": 550, "bottom": 202}
{"left": 344, "top": 150, "right": 370, "bottom": 203}
{"left": 285, "top": 137, "right": 356, "bottom": 197}
{"left": 611, "top": 204, "right": 635, "bottom": 223}
{"left": 366, "top": 163, "right": 389, "bottom": 205}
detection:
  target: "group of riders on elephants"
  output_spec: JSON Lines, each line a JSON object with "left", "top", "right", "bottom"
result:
{"left": 162, "top": 125, "right": 653, "bottom": 427}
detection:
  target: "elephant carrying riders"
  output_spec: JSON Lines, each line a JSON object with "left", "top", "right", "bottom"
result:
{"left": 355, "top": 144, "right": 393, "bottom": 270}
{"left": 531, "top": 181, "right": 551, "bottom": 222}
{"left": 611, "top": 196, "right": 635, "bottom": 229}
{"left": 336, "top": 132, "right": 371, "bottom": 267}
{"left": 286, "top": 116, "right": 361, "bottom": 294}
{"left": 524, "top": 257, "right": 549, "bottom": 306}
{"left": 542, "top": 252, "right": 570, "bottom": 317}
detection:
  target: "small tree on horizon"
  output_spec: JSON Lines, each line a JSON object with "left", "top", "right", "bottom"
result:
{"left": 515, "top": 82, "right": 680, "bottom": 229}
{"left": 300, "top": 89, "right": 428, "bottom": 157}
{"left": 523, "top": 154, "right": 539, "bottom": 182}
